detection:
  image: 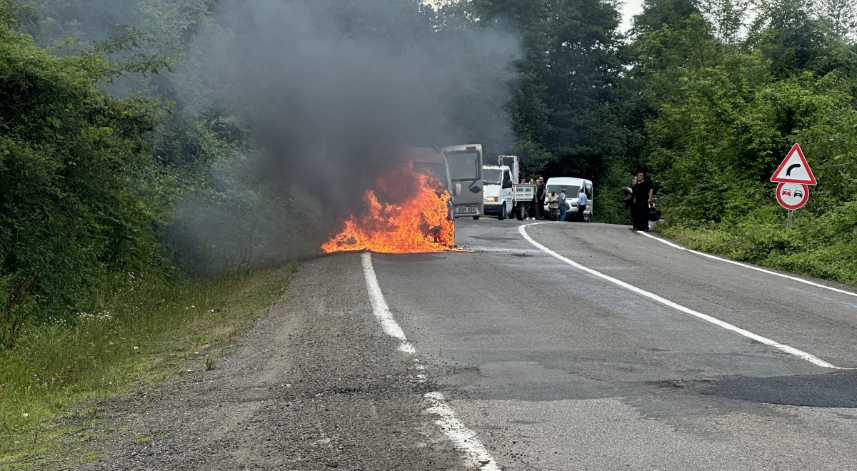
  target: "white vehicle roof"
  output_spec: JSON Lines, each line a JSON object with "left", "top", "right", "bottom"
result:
{"left": 546, "top": 177, "right": 589, "bottom": 185}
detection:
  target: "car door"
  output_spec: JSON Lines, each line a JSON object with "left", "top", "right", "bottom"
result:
{"left": 442, "top": 144, "right": 484, "bottom": 218}
{"left": 584, "top": 181, "right": 594, "bottom": 221}
{"left": 502, "top": 168, "right": 514, "bottom": 212}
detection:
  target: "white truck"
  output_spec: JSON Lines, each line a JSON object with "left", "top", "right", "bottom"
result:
{"left": 482, "top": 155, "right": 536, "bottom": 220}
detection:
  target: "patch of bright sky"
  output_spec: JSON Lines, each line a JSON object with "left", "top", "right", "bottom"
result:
{"left": 423, "top": 0, "right": 647, "bottom": 33}
{"left": 619, "top": 0, "right": 646, "bottom": 32}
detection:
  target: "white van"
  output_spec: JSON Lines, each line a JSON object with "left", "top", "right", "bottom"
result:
{"left": 542, "top": 177, "right": 593, "bottom": 221}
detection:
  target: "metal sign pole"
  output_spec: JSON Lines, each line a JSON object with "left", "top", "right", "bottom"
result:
{"left": 787, "top": 210, "right": 793, "bottom": 230}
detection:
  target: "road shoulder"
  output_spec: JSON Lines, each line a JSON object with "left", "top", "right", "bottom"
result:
{"left": 71, "top": 255, "right": 468, "bottom": 470}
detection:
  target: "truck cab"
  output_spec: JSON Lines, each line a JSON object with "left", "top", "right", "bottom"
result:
{"left": 404, "top": 144, "right": 484, "bottom": 220}
{"left": 482, "top": 165, "right": 514, "bottom": 219}
{"left": 443, "top": 144, "right": 484, "bottom": 219}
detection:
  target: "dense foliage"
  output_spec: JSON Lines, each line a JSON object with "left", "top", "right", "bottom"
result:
{"left": 0, "top": 3, "right": 177, "bottom": 347}
{"left": 626, "top": 0, "right": 857, "bottom": 284}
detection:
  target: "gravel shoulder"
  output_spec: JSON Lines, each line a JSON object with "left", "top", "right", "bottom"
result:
{"left": 68, "top": 254, "right": 469, "bottom": 470}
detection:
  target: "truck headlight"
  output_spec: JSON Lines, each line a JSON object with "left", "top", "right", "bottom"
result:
{"left": 484, "top": 196, "right": 498, "bottom": 203}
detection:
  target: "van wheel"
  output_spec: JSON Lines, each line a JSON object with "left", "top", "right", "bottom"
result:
{"left": 473, "top": 216, "right": 480, "bottom": 220}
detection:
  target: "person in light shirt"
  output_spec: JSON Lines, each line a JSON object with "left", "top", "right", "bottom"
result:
{"left": 546, "top": 190, "right": 559, "bottom": 220}
{"left": 558, "top": 188, "right": 567, "bottom": 222}
{"left": 577, "top": 187, "right": 588, "bottom": 221}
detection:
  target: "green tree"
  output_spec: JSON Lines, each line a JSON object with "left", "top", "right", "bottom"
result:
{"left": 467, "top": 0, "right": 625, "bottom": 181}
{"left": 0, "top": 5, "right": 171, "bottom": 321}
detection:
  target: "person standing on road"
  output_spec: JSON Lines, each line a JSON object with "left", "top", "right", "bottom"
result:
{"left": 633, "top": 171, "right": 653, "bottom": 231}
{"left": 577, "top": 187, "right": 588, "bottom": 222}
{"left": 558, "top": 188, "right": 567, "bottom": 222}
{"left": 537, "top": 177, "right": 546, "bottom": 220}
{"left": 626, "top": 175, "right": 637, "bottom": 229}
{"left": 528, "top": 178, "right": 537, "bottom": 220}
{"left": 547, "top": 190, "right": 559, "bottom": 221}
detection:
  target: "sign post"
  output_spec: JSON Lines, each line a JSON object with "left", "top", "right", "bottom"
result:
{"left": 770, "top": 144, "right": 816, "bottom": 230}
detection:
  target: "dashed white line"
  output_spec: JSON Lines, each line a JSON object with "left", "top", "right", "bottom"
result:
{"left": 638, "top": 231, "right": 857, "bottom": 299}
{"left": 361, "top": 253, "right": 500, "bottom": 470}
{"left": 519, "top": 224, "right": 847, "bottom": 370}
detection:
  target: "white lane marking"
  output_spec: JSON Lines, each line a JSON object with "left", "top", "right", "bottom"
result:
{"left": 362, "top": 253, "right": 409, "bottom": 342}
{"left": 638, "top": 231, "right": 857, "bottom": 299}
{"left": 519, "top": 224, "right": 846, "bottom": 369}
{"left": 425, "top": 392, "right": 501, "bottom": 471}
{"left": 361, "top": 253, "right": 501, "bottom": 469}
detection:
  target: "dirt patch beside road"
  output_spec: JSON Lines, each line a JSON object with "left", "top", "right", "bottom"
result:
{"left": 69, "top": 254, "right": 468, "bottom": 470}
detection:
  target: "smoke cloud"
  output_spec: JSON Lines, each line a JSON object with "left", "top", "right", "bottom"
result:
{"left": 168, "top": 0, "right": 522, "bottom": 269}
{"left": 204, "top": 0, "right": 519, "bottom": 202}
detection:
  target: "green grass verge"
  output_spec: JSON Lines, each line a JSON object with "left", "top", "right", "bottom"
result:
{"left": 657, "top": 204, "right": 857, "bottom": 288}
{"left": 0, "top": 262, "right": 299, "bottom": 468}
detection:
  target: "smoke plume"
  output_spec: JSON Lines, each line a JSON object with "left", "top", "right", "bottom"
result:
{"left": 164, "top": 0, "right": 522, "bottom": 270}
{"left": 169, "top": 0, "right": 521, "bottom": 269}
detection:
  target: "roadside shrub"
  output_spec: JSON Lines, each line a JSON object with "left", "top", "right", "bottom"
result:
{"left": 0, "top": 273, "right": 36, "bottom": 350}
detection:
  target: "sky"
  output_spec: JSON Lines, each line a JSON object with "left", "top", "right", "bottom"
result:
{"left": 619, "top": 0, "right": 646, "bottom": 32}
{"left": 421, "top": 1, "right": 647, "bottom": 33}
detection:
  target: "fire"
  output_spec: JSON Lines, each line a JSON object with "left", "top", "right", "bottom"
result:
{"left": 322, "top": 163, "right": 458, "bottom": 254}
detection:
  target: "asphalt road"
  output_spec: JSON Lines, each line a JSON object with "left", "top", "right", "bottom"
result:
{"left": 370, "top": 218, "right": 857, "bottom": 470}
{"left": 73, "top": 218, "right": 857, "bottom": 470}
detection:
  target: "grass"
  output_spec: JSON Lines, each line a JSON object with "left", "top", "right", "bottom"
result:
{"left": 0, "top": 262, "right": 299, "bottom": 468}
{"left": 656, "top": 205, "right": 857, "bottom": 289}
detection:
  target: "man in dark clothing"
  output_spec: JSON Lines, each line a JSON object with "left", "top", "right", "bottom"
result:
{"left": 536, "top": 177, "right": 546, "bottom": 220}
{"left": 625, "top": 176, "right": 637, "bottom": 229}
{"left": 633, "top": 171, "right": 653, "bottom": 231}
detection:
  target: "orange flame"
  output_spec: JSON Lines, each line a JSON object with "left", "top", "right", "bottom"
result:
{"left": 322, "top": 163, "right": 458, "bottom": 254}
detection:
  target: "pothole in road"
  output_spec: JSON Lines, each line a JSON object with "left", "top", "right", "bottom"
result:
{"left": 698, "top": 371, "right": 857, "bottom": 408}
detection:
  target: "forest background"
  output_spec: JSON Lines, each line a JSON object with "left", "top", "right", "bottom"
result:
{"left": 1, "top": 0, "right": 856, "bottom": 461}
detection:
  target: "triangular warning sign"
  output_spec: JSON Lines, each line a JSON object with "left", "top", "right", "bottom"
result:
{"left": 771, "top": 143, "right": 816, "bottom": 185}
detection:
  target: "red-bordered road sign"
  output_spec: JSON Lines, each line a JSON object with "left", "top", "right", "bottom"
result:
{"left": 776, "top": 182, "right": 809, "bottom": 210}
{"left": 771, "top": 143, "right": 817, "bottom": 185}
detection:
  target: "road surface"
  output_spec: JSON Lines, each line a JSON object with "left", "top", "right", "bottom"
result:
{"left": 374, "top": 219, "right": 857, "bottom": 470}
{"left": 81, "top": 219, "right": 857, "bottom": 470}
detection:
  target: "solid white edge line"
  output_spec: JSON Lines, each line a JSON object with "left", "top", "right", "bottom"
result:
{"left": 425, "top": 392, "right": 501, "bottom": 471}
{"left": 362, "top": 253, "right": 408, "bottom": 342}
{"left": 519, "top": 224, "right": 843, "bottom": 369}
{"left": 361, "top": 253, "right": 501, "bottom": 470}
{"left": 638, "top": 231, "right": 857, "bottom": 299}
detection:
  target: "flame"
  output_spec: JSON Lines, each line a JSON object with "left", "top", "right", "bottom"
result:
{"left": 322, "top": 163, "right": 458, "bottom": 254}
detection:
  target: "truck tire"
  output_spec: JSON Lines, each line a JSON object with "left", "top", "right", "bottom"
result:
{"left": 498, "top": 205, "right": 505, "bottom": 220}
{"left": 473, "top": 216, "right": 480, "bottom": 220}
{"left": 515, "top": 205, "right": 524, "bottom": 220}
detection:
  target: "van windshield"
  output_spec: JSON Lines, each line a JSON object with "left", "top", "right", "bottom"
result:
{"left": 483, "top": 169, "right": 502, "bottom": 185}
{"left": 446, "top": 151, "right": 480, "bottom": 181}
{"left": 548, "top": 185, "right": 579, "bottom": 196}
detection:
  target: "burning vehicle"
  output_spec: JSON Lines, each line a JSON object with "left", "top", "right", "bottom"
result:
{"left": 321, "top": 145, "right": 484, "bottom": 254}
{"left": 408, "top": 145, "right": 484, "bottom": 220}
